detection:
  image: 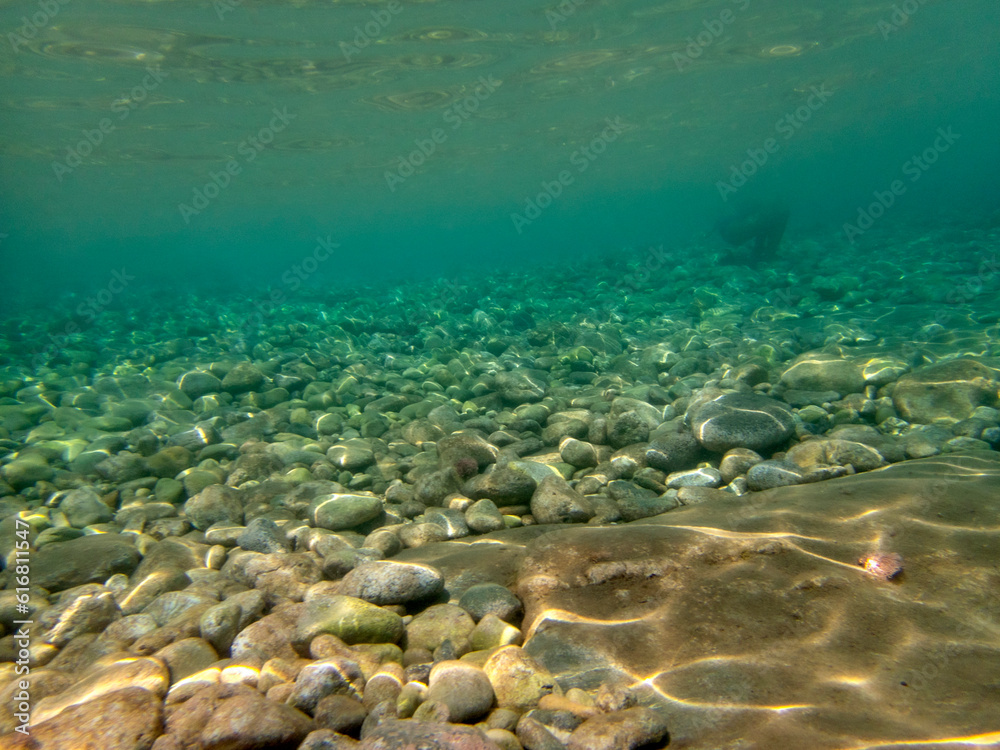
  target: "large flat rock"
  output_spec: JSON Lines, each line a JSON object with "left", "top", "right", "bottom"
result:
{"left": 394, "top": 452, "right": 1000, "bottom": 748}
{"left": 510, "top": 451, "right": 1000, "bottom": 749}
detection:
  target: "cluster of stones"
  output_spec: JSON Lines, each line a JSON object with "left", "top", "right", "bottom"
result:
{"left": 0, "top": 550, "right": 669, "bottom": 750}
{"left": 1, "top": 352, "right": 997, "bottom": 548}
{"left": 1, "top": 219, "right": 999, "bottom": 746}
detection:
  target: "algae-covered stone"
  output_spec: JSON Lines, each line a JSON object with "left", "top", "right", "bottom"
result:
{"left": 530, "top": 475, "right": 594, "bottom": 524}
{"left": 398, "top": 522, "right": 450, "bottom": 548}
{"left": 221, "top": 362, "right": 266, "bottom": 394}
{"left": 781, "top": 353, "right": 866, "bottom": 395}
{"left": 892, "top": 359, "right": 998, "bottom": 424}
{"left": 297, "top": 594, "right": 404, "bottom": 645}
{"left": 184, "top": 484, "right": 243, "bottom": 530}
{"left": 328, "top": 439, "right": 375, "bottom": 471}
{"left": 58, "top": 488, "right": 114, "bottom": 528}
{"left": 458, "top": 584, "right": 523, "bottom": 624}
{"left": 465, "top": 498, "right": 506, "bottom": 533}
{"left": 237, "top": 517, "right": 290, "bottom": 553}
{"left": 437, "top": 433, "right": 500, "bottom": 469}
{"left": 32, "top": 533, "right": 141, "bottom": 592}
{"left": 178, "top": 370, "right": 223, "bottom": 398}
{"left": 484, "top": 646, "right": 561, "bottom": 711}
{"left": 559, "top": 437, "right": 599, "bottom": 469}
{"left": 467, "top": 464, "right": 538, "bottom": 504}
{"left": 1, "top": 454, "right": 54, "bottom": 489}
{"left": 405, "top": 603, "right": 476, "bottom": 653}
{"left": 310, "top": 493, "right": 384, "bottom": 531}
{"left": 362, "top": 719, "right": 499, "bottom": 750}
{"left": 495, "top": 369, "right": 547, "bottom": 405}
{"left": 607, "top": 480, "right": 677, "bottom": 521}
{"left": 785, "top": 438, "right": 887, "bottom": 473}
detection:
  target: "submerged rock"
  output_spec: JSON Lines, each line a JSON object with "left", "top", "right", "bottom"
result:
{"left": 892, "top": 359, "right": 999, "bottom": 424}
{"left": 688, "top": 392, "right": 795, "bottom": 453}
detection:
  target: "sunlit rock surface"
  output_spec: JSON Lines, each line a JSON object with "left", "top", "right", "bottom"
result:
{"left": 403, "top": 452, "right": 1000, "bottom": 749}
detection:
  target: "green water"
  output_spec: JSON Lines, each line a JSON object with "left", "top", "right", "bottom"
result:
{"left": 0, "top": 0, "right": 998, "bottom": 301}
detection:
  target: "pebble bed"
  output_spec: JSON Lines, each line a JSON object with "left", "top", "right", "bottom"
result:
{"left": 0, "top": 218, "right": 999, "bottom": 749}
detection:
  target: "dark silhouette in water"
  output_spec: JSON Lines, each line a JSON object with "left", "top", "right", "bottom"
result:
{"left": 716, "top": 201, "right": 790, "bottom": 261}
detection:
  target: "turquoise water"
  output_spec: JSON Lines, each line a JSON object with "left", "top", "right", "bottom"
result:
{"left": 2, "top": 2, "right": 1000, "bottom": 748}
{"left": 1, "top": 0, "right": 998, "bottom": 302}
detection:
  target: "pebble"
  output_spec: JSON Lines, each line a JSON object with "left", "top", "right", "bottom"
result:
{"left": 566, "top": 706, "right": 670, "bottom": 750}
{"left": 719, "top": 448, "right": 763, "bottom": 483}
{"left": 458, "top": 584, "right": 524, "bottom": 624}
{"left": 220, "top": 362, "right": 266, "bottom": 394}
{"left": 311, "top": 493, "right": 384, "bottom": 532}
{"left": 465, "top": 498, "right": 506, "bottom": 533}
{"left": 467, "top": 464, "right": 538, "bottom": 504}
{"left": 31, "top": 533, "right": 141, "bottom": 592}
{"left": 31, "top": 655, "right": 170, "bottom": 725}
{"left": 483, "top": 646, "right": 561, "bottom": 711}
{"left": 606, "top": 480, "right": 677, "bottom": 521}
{"left": 785, "top": 438, "right": 887, "bottom": 472}
{"left": 314, "top": 694, "right": 369, "bottom": 734}
{"left": 339, "top": 561, "right": 445, "bottom": 605}
{"left": 405, "top": 603, "right": 476, "bottom": 653}
{"left": 516, "top": 714, "right": 566, "bottom": 750}
{"left": 470, "top": 613, "right": 523, "bottom": 650}
{"left": 360, "top": 718, "right": 502, "bottom": 750}
{"left": 398, "top": 522, "right": 450, "bottom": 548}
{"left": 300, "top": 729, "right": 363, "bottom": 749}
{"left": 780, "top": 353, "right": 866, "bottom": 395}
{"left": 665, "top": 466, "right": 723, "bottom": 489}
{"left": 4, "top": 687, "right": 162, "bottom": 750}
{"left": 41, "top": 590, "right": 120, "bottom": 647}
{"left": 236, "top": 517, "right": 291, "bottom": 553}
{"left": 746, "top": 459, "right": 807, "bottom": 491}
{"left": 530, "top": 475, "right": 594, "bottom": 524}
{"left": 184, "top": 484, "right": 243, "bottom": 531}
{"left": 892, "top": 359, "right": 998, "bottom": 424}
{"left": 296, "top": 594, "right": 404, "bottom": 646}
{"left": 689, "top": 392, "right": 795, "bottom": 453}
{"left": 558, "top": 437, "right": 599, "bottom": 468}
{"left": 157, "top": 683, "right": 312, "bottom": 748}
{"left": 426, "top": 660, "right": 496, "bottom": 722}
{"left": 56, "top": 488, "right": 114, "bottom": 528}
{"left": 290, "top": 657, "right": 365, "bottom": 712}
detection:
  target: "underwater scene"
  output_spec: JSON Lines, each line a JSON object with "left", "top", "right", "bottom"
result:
{"left": 1, "top": 0, "right": 1000, "bottom": 747}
